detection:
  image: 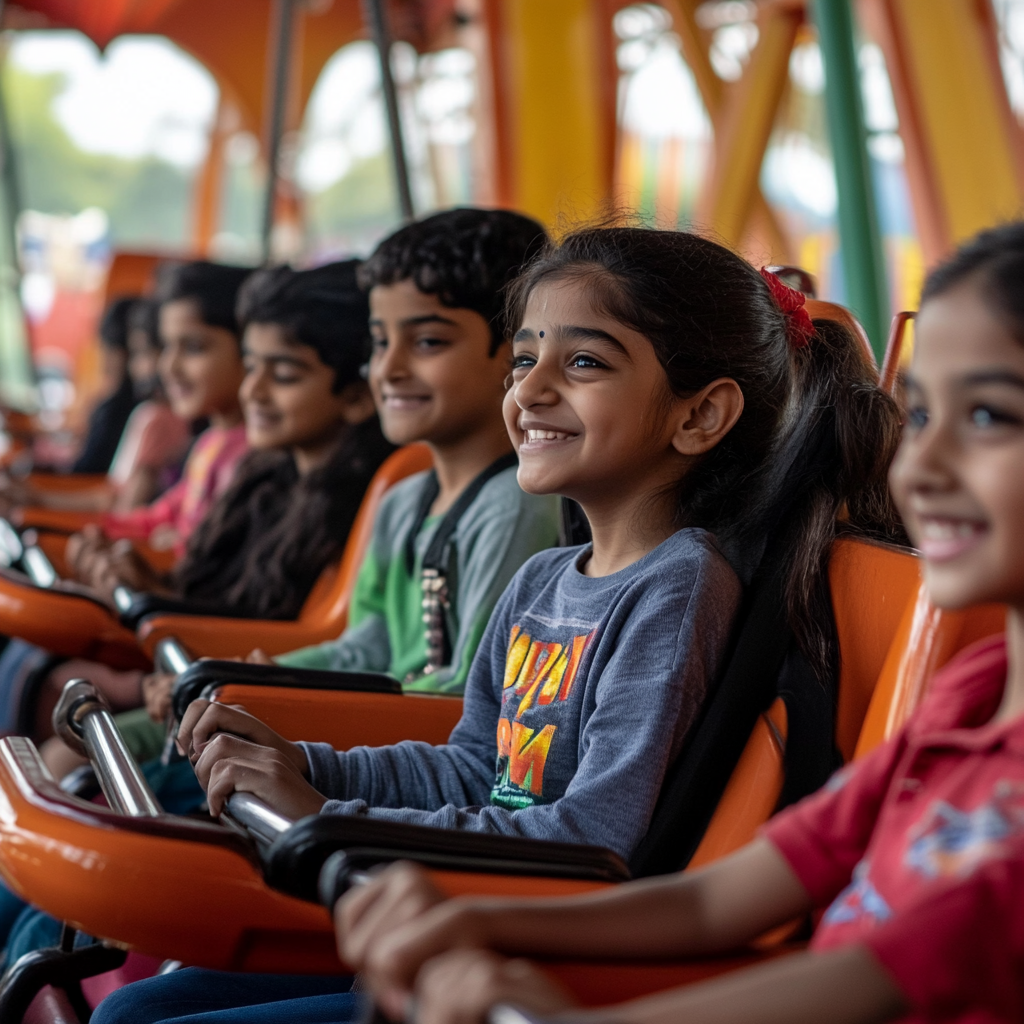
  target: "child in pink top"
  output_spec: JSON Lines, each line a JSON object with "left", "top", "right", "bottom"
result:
{"left": 69, "top": 261, "right": 251, "bottom": 577}
{"left": 102, "top": 419, "right": 247, "bottom": 554}
{"left": 327, "top": 223, "right": 1024, "bottom": 1024}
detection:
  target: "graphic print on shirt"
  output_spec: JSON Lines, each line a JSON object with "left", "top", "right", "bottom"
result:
{"left": 822, "top": 860, "right": 893, "bottom": 926}
{"left": 490, "top": 622, "right": 596, "bottom": 810}
{"left": 904, "top": 780, "right": 1024, "bottom": 879}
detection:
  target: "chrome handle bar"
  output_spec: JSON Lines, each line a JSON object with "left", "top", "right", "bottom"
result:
{"left": 53, "top": 679, "right": 162, "bottom": 817}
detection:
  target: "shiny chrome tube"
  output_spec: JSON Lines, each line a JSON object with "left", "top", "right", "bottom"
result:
{"left": 53, "top": 679, "right": 162, "bottom": 817}
{"left": 154, "top": 637, "right": 193, "bottom": 677}
{"left": 224, "top": 792, "right": 294, "bottom": 844}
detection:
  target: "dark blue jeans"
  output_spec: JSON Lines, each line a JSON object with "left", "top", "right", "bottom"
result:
{"left": 91, "top": 968, "right": 361, "bottom": 1023}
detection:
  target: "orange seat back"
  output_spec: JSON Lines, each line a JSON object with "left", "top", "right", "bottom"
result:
{"left": 687, "top": 537, "right": 920, "bottom": 868}
{"left": 855, "top": 587, "right": 1005, "bottom": 757}
{"left": 804, "top": 298, "right": 877, "bottom": 375}
{"left": 294, "top": 443, "right": 433, "bottom": 632}
{"left": 103, "top": 251, "right": 167, "bottom": 302}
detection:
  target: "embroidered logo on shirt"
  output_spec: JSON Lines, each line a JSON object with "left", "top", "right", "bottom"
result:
{"left": 490, "top": 623, "right": 596, "bottom": 810}
{"left": 904, "top": 781, "right": 1024, "bottom": 879}
{"left": 822, "top": 860, "right": 893, "bottom": 925}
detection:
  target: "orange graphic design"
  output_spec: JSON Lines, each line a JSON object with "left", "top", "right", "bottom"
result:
{"left": 496, "top": 719, "right": 557, "bottom": 794}
{"left": 491, "top": 624, "right": 595, "bottom": 806}
{"left": 503, "top": 624, "right": 595, "bottom": 717}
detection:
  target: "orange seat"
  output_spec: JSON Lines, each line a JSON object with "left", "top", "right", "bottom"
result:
{"left": 135, "top": 443, "right": 433, "bottom": 659}
{"left": 0, "top": 444, "right": 431, "bottom": 665}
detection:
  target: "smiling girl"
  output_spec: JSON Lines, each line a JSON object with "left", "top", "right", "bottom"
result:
{"left": 328, "top": 223, "right": 1024, "bottom": 1024}
{"left": 92, "top": 226, "right": 903, "bottom": 1024}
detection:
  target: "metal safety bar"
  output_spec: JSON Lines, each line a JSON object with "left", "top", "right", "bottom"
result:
{"left": 0, "top": 517, "right": 23, "bottom": 565}
{"left": 224, "top": 792, "right": 295, "bottom": 846}
{"left": 21, "top": 544, "right": 56, "bottom": 588}
{"left": 53, "top": 679, "right": 162, "bottom": 817}
{"left": 154, "top": 637, "right": 193, "bottom": 677}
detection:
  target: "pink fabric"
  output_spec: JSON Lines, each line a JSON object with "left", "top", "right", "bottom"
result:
{"left": 764, "top": 634, "right": 1024, "bottom": 1023}
{"left": 103, "top": 423, "right": 247, "bottom": 554}
{"left": 107, "top": 401, "right": 190, "bottom": 488}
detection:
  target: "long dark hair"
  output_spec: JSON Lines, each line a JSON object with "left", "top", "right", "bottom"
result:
{"left": 507, "top": 227, "right": 903, "bottom": 679}
{"left": 173, "top": 260, "right": 396, "bottom": 618}
{"left": 154, "top": 261, "right": 252, "bottom": 339}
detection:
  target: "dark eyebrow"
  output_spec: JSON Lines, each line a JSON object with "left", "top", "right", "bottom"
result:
{"left": 959, "top": 370, "right": 1024, "bottom": 390}
{"left": 560, "top": 324, "right": 629, "bottom": 356}
{"left": 512, "top": 324, "right": 629, "bottom": 355}
{"left": 380, "top": 314, "right": 461, "bottom": 329}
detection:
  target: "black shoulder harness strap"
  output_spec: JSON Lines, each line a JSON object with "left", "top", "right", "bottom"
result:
{"left": 404, "top": 451, "right": 518, "bottom": 678}
{"left": 404, "top": 451, "right": 519, "bottom": 576}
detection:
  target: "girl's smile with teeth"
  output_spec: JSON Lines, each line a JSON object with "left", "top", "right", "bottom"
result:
{"left": 915, "top": 517, "right": 988, "bottom": 562}
{"left": 522, "top": 428, "right": 575, "bottom": 443}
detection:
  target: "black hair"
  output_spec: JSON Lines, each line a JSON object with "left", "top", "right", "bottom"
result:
{"left": 508, "top": 227, "right": 904, "bottom": 680}
{"left": 358, "top": 208, "right": 548, "bottom": 354}
{"left": 98, "top": 296, "right": 137, "bottom": 353}
{"left": 153, "top": 260, "right": 252, "bottom": 338}
{"left": 126, "top": 297, "right": 161, "bottom": 350}
{"left": 921, "top": 221, "right": 1024, "bottom": 339}
{"left": 174, "top": 419, "right": 396, "bottom": 618}
{"left": 236, "top": 260, "right": 370, "bottom": 392}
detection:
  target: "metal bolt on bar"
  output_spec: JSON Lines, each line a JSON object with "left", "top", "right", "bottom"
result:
{"left": 53, "top": 679, "right": 162, "bottom": 817}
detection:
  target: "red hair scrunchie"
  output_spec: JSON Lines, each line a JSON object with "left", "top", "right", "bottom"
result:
{"left": 759, "top": 267, "right": 814, "bottom": 350}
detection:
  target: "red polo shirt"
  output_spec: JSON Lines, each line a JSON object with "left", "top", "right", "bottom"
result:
{"left": 764, "top": 633, "right": 1024, "bottom": 1023}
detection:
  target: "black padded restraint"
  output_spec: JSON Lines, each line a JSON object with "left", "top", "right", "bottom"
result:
{"left": 403, "top": 452, "right": 519, "bottom": 576}
{"left": 629, "top": 555, "right": 792, "bottom": 878}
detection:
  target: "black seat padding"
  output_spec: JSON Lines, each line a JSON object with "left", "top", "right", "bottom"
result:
{"left": 264, "top": 815, "right": 630, "bottom": 902}
{"left": 172, "top": 662, "right": 401, "bottom": 719}
{"left": 120, "top": 592, "right": 266, "bottom": 630}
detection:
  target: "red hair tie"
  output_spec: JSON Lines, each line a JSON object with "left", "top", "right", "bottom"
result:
{"left": 759, "top": 267, "right": 814, "bottom": 350}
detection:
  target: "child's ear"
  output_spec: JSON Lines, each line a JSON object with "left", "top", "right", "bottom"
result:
{"left": 670, "top": 378, "right": 744, "bottom": 457}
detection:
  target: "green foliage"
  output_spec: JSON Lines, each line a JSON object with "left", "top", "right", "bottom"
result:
{"left": 2, "top": 61, "right": 194, "bottom": 247}
{"left": 305, "top": 149, "right": 400, "bottom": 253}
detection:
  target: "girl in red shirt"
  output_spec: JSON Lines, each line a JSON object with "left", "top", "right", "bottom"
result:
{"left": 332, "top": 223, "right": 1024, "bottom": 1024}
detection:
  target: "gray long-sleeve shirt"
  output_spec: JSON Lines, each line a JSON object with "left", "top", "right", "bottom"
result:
{"left": 301, "top": 528, "right": 741, "bottom": 860}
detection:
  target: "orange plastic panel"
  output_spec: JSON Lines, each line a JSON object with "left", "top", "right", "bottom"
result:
{"left": 829, "top": 538, "right": 921, "bottom": 761}
{"left": 687, "top": 698, "right": 786, "bottom": 870}
{"left": 26, "top": 473, "right": 108, "bottom": 493}
{"left": 0, "top": 570, "right": 148, "bottom": 667}
{"left": 14, "top": 507, "right": 103, "bottom": 533}
{"left": 0, "top": 737, "right": 340, "bottom": 973}
{"left": 138, "top": 444, "right": 433, "bottom": 659}
{"left": 212, "top": 685, "right": 464, "bottom": 749}
{"left": 855, "top": 586, "right": 1005, "bottom": 758}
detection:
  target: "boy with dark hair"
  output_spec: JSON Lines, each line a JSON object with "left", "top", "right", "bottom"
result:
{"left": 264, "top": 208, "right": 559, "bottom": 693}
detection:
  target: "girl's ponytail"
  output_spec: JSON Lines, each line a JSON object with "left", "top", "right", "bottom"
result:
{"left": 761, "top": 313, "right": 905, "bottom": 682}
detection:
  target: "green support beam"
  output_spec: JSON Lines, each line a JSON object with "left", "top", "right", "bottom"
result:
{"left": 813, "top": 0, "right": 890, "bottom": 362}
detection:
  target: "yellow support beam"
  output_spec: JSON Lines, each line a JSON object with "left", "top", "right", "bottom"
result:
{"left": 667, "top": 0, "right": 793, "bottom": 260}
{"left": 696, "top": 1, "right": 804, "bottom": 249}
{"left": 864, "top": 0, "right": 1024, "bottom": 261}
{"left": 482, "top": 0, "right": 614, "bottom": 229}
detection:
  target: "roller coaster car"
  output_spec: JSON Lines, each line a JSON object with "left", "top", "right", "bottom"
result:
{"left": 0, "top": 538, "right": 919, "bottom": 967}
{"left": 0, "top": 444, "right": 432, "bottom": 668}
{"left": 0, "top": 561, "right": 1004, "bottom": 1024}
